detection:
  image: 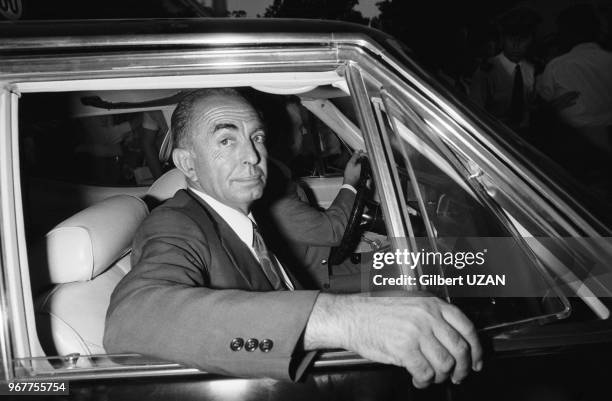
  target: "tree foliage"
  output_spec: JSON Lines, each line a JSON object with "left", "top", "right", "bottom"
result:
{"left": 263, "top": 0, "right": 368, "bottom": 24}
{"left": 375, "top": 0, "right": 472, "bottom": 68}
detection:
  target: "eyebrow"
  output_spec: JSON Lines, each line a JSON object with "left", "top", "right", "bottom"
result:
{"left": 213, "top": 123, "right": 238, "bottom": 133}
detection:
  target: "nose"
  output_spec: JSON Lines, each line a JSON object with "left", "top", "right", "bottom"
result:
{"left": 241, "top": 138, "right": 261, "bottom": 166}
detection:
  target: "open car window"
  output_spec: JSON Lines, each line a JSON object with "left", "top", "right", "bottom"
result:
{"left": 9, "top": 70, "right": 396, "bottom": 379}
{"left": 22, "top": 98, "right": 170, "bottom": 188}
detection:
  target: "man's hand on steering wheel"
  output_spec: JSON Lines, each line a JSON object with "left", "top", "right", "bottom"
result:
{"left": 343, "top": 150, "right": 366, "bottom": 188}
{"left": 329, "top": 151, "right": 372, "bottom": 266}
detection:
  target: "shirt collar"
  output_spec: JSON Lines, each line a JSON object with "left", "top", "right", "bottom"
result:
{"left": 497, "top": 52, "right": 527, "bottom": 75}
{"left": 189, "top": 186, "right": 255, "bottom": 248}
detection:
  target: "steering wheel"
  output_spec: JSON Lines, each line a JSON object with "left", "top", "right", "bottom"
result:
{"left": 328, "top": 157, "right": 372, "bottom": 266}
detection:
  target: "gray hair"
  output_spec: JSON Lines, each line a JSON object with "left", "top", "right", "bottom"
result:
{"left": 171, "top": 88, "right": 249, "bottom": 149}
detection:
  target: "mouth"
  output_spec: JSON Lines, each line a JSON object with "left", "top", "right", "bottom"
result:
{"left": 233, "top": 175, "right": 264, "bottom": 184}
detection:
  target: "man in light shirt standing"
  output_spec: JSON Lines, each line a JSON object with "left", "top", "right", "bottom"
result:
{"left": 536, "top": 4, "right": 612, "bottom": 154}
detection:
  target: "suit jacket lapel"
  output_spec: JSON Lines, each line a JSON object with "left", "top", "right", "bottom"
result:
{"left": 182, "top": 189, "right": 273, "bottom": 290}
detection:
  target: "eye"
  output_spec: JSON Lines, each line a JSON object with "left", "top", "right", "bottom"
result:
{"left": 219, "top": 136, "right": 234, "bottom": 146}
{"left": 252, "top": 132, "right": 266, "bottom": 144}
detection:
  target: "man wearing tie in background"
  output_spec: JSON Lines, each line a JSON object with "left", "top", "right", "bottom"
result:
{"left": 470, "top": 7, "right": 540, "bottom": 133}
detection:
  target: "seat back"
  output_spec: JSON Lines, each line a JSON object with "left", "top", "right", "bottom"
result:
{"left": 35, "top": 195, "right": 148, "bottom": 365}
{"left": 145, "top": 168, "right": 187, "bottom": 204}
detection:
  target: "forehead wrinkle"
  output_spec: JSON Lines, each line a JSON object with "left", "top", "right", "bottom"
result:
{"left": 192, "top": 103, "right": 261, "bottom": 135}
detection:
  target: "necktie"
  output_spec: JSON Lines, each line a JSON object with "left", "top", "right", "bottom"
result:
{"left": 252, "top": 222, "right": 289, "bottom": 290}
{"left": 510, "top": 64, "right": 524, "bottom": 124}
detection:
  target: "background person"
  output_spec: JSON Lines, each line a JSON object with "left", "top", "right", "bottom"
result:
{"left": 470, "top": 6, "right": 540, "bottom": 133}
{"left": 536, "top": 3, "right": 612, "bottom": 155}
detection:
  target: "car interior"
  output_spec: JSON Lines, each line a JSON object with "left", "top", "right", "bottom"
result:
{"left": 19, "top": 77, "right": 393, "bottom": 369}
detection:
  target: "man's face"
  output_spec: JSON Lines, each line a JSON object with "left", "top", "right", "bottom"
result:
{"left": 502, "top": 35, "right": 532, "bottom": 63}
{"left": 186, "top": 95, "right": 267, "bottom": 213}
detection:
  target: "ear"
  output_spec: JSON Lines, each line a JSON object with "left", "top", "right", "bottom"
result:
{"left": 172, "top": 148, "right": 198, "bottom": 183}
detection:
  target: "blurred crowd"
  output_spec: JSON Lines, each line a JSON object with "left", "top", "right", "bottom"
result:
{"left": 432, "top": 3, "right": 612, "bottom": 201}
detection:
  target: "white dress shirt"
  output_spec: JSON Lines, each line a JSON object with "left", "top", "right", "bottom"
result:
{"left": 537, "top": 42, "right": 612, "bottom": 128}
{"left": 189, "top": 187, "right": 295, "bottom": 290}
{"left": 470, "top": 52, "right": 535, "bottom": 127}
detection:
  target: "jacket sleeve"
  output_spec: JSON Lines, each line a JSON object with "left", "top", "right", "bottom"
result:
{"left": 103, "top": 208, "right": 319, "bottom": 381}
{"left": 268, "top": 185, "right": 355, "bottom": 247}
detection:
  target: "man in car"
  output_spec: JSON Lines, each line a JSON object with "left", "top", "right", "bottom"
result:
{"left": 255, "top": 93, "right": 366, "bottom": 289}
{"left": 104, "top": 88, "right": 483, "bottom": 388}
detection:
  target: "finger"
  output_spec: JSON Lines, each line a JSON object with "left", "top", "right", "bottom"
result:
{"left": 400, "top": 349, "right": 435, "bottom": 389}
{"left": 419, "top": 335, "right": 455, "bottom": 384}
{"left": 441, "top": 304, "right": 483, "bottom": 372}
{"left": 349, "top": 150, "right": 363, "bottom": 164}
{"left": 431, "top": 321, "right": 470, "bottom": 384}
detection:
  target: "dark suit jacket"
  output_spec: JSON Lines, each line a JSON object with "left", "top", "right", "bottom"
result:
{"left": 255, "top": 160, "right": 359, "bottom": 289}
{"left": 104, "top": 189, "right": 321, "bottom": 380}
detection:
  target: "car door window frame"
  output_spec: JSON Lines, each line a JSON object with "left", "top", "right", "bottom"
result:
{"left": 1, "top": 54, "right": 390, "bottom": 380}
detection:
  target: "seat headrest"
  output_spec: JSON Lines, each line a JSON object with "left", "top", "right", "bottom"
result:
{"left": 146, "top": 168, "right": 187, "bottom": 203}
{"left": 46, "top": 195, "right": 148, "bottom": 284}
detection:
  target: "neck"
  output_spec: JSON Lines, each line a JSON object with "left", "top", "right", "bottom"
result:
{"left": 501, "top": 51, "right": 522, "bottom": 63}
{"left": 235, "top": 204, "right": 250, "bottom": 215}
{"left": 188, "top": 184, "right": 251, "bottom": 215}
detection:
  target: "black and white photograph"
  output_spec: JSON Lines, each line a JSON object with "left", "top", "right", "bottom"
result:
{"left": 1, "top": 0, "right": 612, "bottom": 400}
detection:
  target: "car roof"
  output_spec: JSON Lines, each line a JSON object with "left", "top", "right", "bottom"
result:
{"left": 0, "top": 18, "right": 403, "bottom": 56}
{"left": 0, "top": 17, "right": 384, "bottom": 37}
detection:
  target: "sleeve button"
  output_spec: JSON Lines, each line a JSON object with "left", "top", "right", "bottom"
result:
{"left": 245, "top": 338, "right": 259, "bottom": 352}
{"left": 259, "top": 339, "right": 274, "bottom": 352}
{"left": 230, "top": 337, "right": 244, "bottom": 351}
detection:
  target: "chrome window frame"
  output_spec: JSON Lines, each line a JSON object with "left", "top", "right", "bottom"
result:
{"left": 0, "top": 90, "right": 17, "bottom": 381}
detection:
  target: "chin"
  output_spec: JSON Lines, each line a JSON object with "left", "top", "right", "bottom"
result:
{"left": 237, "top": 188, "right": 265, "bottom": 205}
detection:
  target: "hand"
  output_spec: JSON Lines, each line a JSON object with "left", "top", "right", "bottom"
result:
{"left": 305, "top": 293, "right": 483, "bottom": 389}
{"left": 550, "top": 91, "right": 580, "bottom": 111}
{"left": 343, "top": 150, "right": 365, "bottom": 187}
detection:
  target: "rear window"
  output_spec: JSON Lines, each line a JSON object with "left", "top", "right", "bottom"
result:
{"left": 20, "top": 93, "right": 169, "bottom": 187}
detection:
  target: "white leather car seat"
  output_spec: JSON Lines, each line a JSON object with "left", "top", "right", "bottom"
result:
{"left": 145, "top": 168, "right": 187, "bottom": 203}
{"left": 35, "top": 195, "right": 148, "bottom": 365}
